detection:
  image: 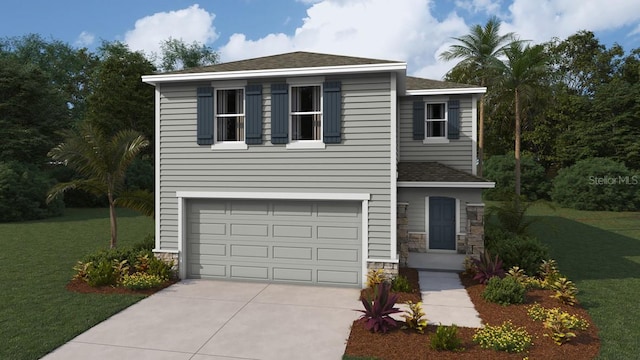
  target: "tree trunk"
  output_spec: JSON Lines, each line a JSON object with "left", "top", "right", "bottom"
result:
{"left": 514, "top": 88, "right": 521, "bottom": 196}
{"left": 108, "top": 193, "right": 118, "bottom": 249}
{"left": 478, "top": 94, "right": 485, "bottom": 177}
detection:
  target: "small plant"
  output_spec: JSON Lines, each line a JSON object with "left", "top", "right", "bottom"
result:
{"left": 134, "top": 253, "right": 152, "bottom": 273}
{"left": 72, "top": 261, "right": 91, "bottom": 281}
{"left": 473, "top": 321, "right": 532, "bottom": 353}
{"left": 430, "top": 324, "right": 464, "bottom": 351}
{"left": 85, "top": 259, "right": 118, "bottom": 287}
{"left": 463, "top": 256, "right": 477, "bottom": 276}
{"left": 357, "top": 282, "right": 401, "bottom": 333}
{"left": 366, "top": 269, "right": 387, "bottom": 288}
{"left": 121, "top": 272, "right": 164, "bottom": 290}
{"left": 550, "top": 277, "right": 578, "bottom": 306}
{"left": 391, "top": 275, "right": 412, "bottom": 293}
{"left": 472, "top": 250, "right": 505, "bottom": 284}
{"left": 539, "top": 259, "right": 561, "bottom": 289}
{"left": 506, "top": 266, "right": 527, "bottom": 282}
{"left": 527, "top": 304, "right": 589, "bottom": 345}
{"left": 401, "top": 301, "right": 427, "bottom": 333}
{"left": 112, "top": 259, "right": 130, "bottom": 284}
{"left": 482, "top": 276, "right": 526, "bottom": 306}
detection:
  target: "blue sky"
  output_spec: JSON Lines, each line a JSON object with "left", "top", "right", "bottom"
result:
{"left": 1, "top": 0, "right": 639, "bottom": 79}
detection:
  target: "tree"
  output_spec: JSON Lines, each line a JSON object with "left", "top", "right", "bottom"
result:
{"left": 491, "top": 42, "right": 548, "bottom": 196}
{"left": 158, "top": 37, "right": 219, "bottom": 72}
{"left": 47, "top": 123, "right": 150, "bottom": 248}
{"left": 0, "top": 56, "right": 68, "bottom": 165}
{"left": 440, "top": 16, "right": 517, "bottom": 176}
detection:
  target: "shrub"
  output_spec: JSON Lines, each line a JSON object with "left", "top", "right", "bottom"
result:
{"left": 482, "top": 276, "right": 526, "bottom": 306}
{"left": 472, "top": 250, "right": 505, "bottom": 284}
{"left": 82, "top": 247, "right": 148, "bottom": 270}
{"left": 122, "top": 273, "right": 164, "bottom": 290}
{"left": 539, "top": 259, "right": 562, "bottom": 289}
{"left": 550, "top": 277, "right": 578, "bottom": 306}
{"left": 366, "top": 269, "right": 387, "bottom": 288}
{"left": 401, "top": 301, "right": 427, "bottom": 334}
{"left": 134, "top": 253, "right": 174, "bottom": 280}
{"left": 551, "top": 158, "right": 639, "bottom": 211}
{"left": 486, "top": 195, "right": 536, "bottom": 235}
{"left": 430, "top": 324, "right": 464, "bottom": 351}
{"left": 463, "top": 256, "right": 477, "bottom": 276}
{"left": 357, "top": 282, "right": 401, "bottom": 333}
{"left": 112, "top": 259, "right": 130, "bottom": 284}
{"left": 483, "top": 153, "right": 550, "bottom": 201}
{"left": 473, "top": 321, "right": 532, "bottom": 353}
{"left": 132, "top": 233, "right": 155, "bottom": 251}
{"left": 0, "top": 161, "right": 64, "bottom": 222}
{"left": 485, "top": 225, "right": 549, "bottom": 276}
{"left": 391, "top": 275, "right": 412, "bottom": 293}
{"left": 527, "top": 304, "right": 589, "bottom": 345}
{"left": 85, "top": 259, "right": 118, "bottom": 287}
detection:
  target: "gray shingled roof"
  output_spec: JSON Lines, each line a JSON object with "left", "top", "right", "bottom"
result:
{"left": 406, "top": 76, "right": 477, "bottom": 90}
{"left": 167, "top": 51, "right": 402, "bottom": 74}
{"left": 398, "top": 162, "right": 488, "bottom": 182}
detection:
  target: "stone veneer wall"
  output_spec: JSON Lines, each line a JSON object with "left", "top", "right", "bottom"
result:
{"left": 366, "top": 261, "right": 398, "bottom": 280}
{"left": 465, "top": 203, "right": 485, "bottom": 257}
{"left": 153, "top": 252, "right": 179, "bottom": 274}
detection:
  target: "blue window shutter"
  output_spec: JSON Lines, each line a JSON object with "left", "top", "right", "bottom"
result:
{"left": 413, "top": 101, "right": 425, "bottom": 140}
{"left": 245, "top": 84, "right": 263, "bottom": 144}
{"left": 197, "top": 86, "right": 214, "bottom": 145}
{"left": 270, "top": 83, "right": 289, "bottom": 144}
{"left": 323, "top": 81, "right": 341, "bottom": 144}
{"left": 448, "top": 99, "right": 460, "bottom": 140}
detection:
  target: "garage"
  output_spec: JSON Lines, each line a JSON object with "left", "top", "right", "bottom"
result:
{"left": 186, "top": 198, "right": 362, "bottom": 287}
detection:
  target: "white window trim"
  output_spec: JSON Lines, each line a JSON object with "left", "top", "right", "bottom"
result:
{"left": 423, "top": 98, "right": 448, "bottom": 143}
{"left": 287, "top": 82, "right": 323, "bottom": 147}
{"left": 212, "top": 87, "right": 247, "bottom": 149}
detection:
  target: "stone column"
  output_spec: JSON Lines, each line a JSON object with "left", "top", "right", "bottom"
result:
{"left": 465, "top": 203, "right": 485, "bottom": 257}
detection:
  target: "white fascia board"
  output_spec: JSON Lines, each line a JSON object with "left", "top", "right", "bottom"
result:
{"left": 142, "top": 62, "right": 407, "bottom": 85}
{"left": 397, "top": 181, "right": 496, "bottom": 188}
{"left": 406, "top": 87, "right": 487, "bottom": 96}
{"left": 175, "top": 191, "right": 371, "bottom": 201}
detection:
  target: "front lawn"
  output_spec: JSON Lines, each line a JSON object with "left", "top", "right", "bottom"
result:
{"left": 0, "top": 208, "right": 154, "bottom": 360}
{"left": 527, "top": 205, "right": 640, "bottom": 359}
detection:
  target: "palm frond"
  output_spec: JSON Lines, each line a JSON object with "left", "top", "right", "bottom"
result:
{"left": 115, "top": 189, "right": 154, "bottom": 218}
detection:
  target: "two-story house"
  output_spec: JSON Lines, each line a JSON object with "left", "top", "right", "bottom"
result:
{"left": 142, "top": 51, "right": 494, "bottom": 288}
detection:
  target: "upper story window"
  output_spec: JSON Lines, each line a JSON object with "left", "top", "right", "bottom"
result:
{"left": 425, "top": 102, "right": 447, "bottom": 138}
{"left": 216, "top": 88, "right": 244, "bottom": 142}
{"left": 290, "top": 85, "right": 322, "bottom": 141}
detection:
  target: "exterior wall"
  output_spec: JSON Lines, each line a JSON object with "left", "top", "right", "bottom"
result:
{"left": 157, "top": 73, "right": 393, "bottom": 259}
{"left": 398, "top": 95, "right": 474, "bottom": 172}
{"left": 396, "top": 187, "right": 482, "bottom": 234}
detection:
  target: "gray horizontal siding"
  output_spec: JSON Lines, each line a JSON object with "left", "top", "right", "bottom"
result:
{"left": 158, "top": 74, "right": 393, "bottom": 259}
{"left": 398, "top": 95, "right": 474, "bottom": 172}
{"left": 397, "top": 187, "right": 483, "bottom": 233}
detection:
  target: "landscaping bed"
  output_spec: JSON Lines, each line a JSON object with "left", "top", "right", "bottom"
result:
{"left": 344, "top": 271, "right": 600, "bottom": 360}
{"left": 66, "top": 277, "right": 178, "bottom": 296}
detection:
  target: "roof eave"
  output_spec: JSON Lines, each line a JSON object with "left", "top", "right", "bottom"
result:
{"left": 397, "top": 181, "right": 495, "bottom": 188}
{"left": 406, "top": 87, "right": 487, "bottom": 96}
{"left": 142, "top": 62, "right": 407, "bottom": 85}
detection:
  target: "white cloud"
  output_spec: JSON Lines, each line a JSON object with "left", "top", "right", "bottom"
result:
{"left": 124, "top": 4, "right": 218, "bottom": 57}
{"left": 502, "top": 0, "right": 640, "bottom": 44}
{"left": 75, "top": 31, "right": 95, "bottom": 47}
{"left": 219, "top": 0, "right": 469, "bottom": 79}
{"left": 455, "top": 0, "right": 504, "bottom": 16}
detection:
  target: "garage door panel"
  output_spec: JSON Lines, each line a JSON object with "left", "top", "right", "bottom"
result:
{"left": 187, "top": 199, "right": 362, "bottom": 287}
{"left": 272, "top": 246, "right": 313, "bottom": 260}
{"left": 230, "top": 244, "right": 268, "bottom": 258}
{"left": 272, "top": 224, "right": 313, "bottom": 238}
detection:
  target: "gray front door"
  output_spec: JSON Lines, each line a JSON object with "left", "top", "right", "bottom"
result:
{"left": 429, "top": 197, "right": 456, "bottom": 250}
{"left": 186, "top": 199, "right": 362, "bottom": 287}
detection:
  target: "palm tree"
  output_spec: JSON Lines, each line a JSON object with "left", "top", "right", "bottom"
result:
{"left": 491, "top": 42, "right": 548, "bottom": 196}
{"left": 440, "top": 16, "right": 517, "bottom": 176}
{"left": 47, "top": 123, "right": 151, "bottom": 248}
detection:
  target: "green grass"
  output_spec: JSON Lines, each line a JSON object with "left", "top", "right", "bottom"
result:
{"left": 0, "top": 208, "right": 154, "bottom": 360}
{"left": 526, "top": 204, "right": 640, "bottom": 359}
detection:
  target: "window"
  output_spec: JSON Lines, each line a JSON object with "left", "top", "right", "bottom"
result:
{"left": 425, "top": 102, "right": 447, "bottom": 138}
{"left": 290, "top": 85, "right": 321, "bottom": 141}
{"left": 215, "top": 89, "right": 244, "bottom": 142}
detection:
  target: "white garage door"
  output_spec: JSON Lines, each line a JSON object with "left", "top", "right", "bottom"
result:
{"left": 186, "top": 199, "right": 362, "bottom": 287}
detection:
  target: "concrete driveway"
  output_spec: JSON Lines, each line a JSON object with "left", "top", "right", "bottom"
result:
{"left": 42, "top": 280, "right": 362, "bottom": 360}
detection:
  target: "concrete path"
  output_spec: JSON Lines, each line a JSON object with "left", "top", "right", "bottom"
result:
{"left": 42, "top": 280, "right": 361, "bottom": 360}
{"left": 418, "top": 271, "right": 482, "bottom": 328}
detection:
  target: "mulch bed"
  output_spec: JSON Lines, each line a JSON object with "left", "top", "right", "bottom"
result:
{"left": 66, "top": 278, "right": 178, "bottom": 296}
{"left": 360, "top": 267, "right": 422, "bottom": 303}
{"left": 345, "top": 270, "right": 600, "bottom": 360}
